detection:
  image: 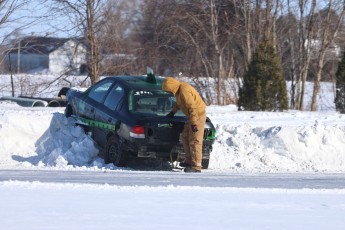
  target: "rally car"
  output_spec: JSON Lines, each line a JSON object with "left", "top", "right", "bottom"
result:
{"left": 64, "top": 71, "right": 216, "bottom": 168}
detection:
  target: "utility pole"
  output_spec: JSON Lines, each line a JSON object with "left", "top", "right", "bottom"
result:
{"left": 17, "top": 40, "right": 20, "bottom": 73}
{"left": 8, "top": 54, "right": 14, "bottom": 97}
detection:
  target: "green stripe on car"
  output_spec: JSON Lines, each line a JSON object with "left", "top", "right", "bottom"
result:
{"left": 73, "top": 116, "right": 116, "bottom": 130}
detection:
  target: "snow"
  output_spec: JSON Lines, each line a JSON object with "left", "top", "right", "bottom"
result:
{"left": 207, "top": 106, "right": 345, "bottom": 172}
{"left": 1, "top": 75, "right": 345, "bottom": 229}
{"left": 2, "top": 102, "right": 345, "bottom": 173}
{"left": 1, "top": 180, "right": 345, "bottom": 230}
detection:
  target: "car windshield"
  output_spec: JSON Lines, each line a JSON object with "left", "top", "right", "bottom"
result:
{"left": 128, "top": 90, "right": 184, "bottom": 117}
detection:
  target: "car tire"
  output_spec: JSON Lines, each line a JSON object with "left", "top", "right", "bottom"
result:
{"left": 202, "top": 159, "right": 209, "bottom": 169}
{"left": 105, "top": 135, "right": 128, "bottom": 167}
{"left": 58, "top": 87, "right": 70, "bottom": 98}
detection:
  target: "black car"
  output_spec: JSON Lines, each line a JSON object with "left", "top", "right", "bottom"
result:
{"left": 65, "top": 73, "right": 216, "bottom": 169}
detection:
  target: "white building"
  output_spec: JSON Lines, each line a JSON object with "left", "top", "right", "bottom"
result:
{"left": 305, "top": 39, "right": 342, "bottom": 60}
{"left": 7, "top": 36, "right": 87, "bottom": 75}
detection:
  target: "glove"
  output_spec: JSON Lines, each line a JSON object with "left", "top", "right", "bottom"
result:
{"left": 191, "top": 124, "right": 198, "bottom": 133}
{"left": 166, "top": 111, "right": 175, "bottom": 117}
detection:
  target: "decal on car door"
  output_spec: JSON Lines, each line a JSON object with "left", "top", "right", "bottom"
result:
{"left": 73, "top": 115, "right": 116, "bottom": 131}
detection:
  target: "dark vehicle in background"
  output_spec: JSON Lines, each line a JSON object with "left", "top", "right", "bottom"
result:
{"left": 64, "top": 73, "right": 216, "bottom": 169}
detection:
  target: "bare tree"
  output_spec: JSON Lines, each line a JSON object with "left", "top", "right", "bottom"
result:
{"left": 294, "top": 0, "right": 316, "bottom": 110}
{"left": 310, "top": 0, "right": 345, "bottom": 111}
{"left": 0, "top": 0, "right": 35, "bottom": 95}
{"left": 240, "top": 0, "right": 253, "bottom": 67}
{"left": 275, "top": 0, "right": 344, "bottom": 111}
{"left": 276, "top": 0, "right": 299, "bottom": 109}
{"left": 49, "top": 0, "right": 142, "bottom": 81}
{"left": 0, "top": 0, "right": 32, "bottom": 44}
{"left": 98, "top": 0, "right": 140, "bottom": 75}
{"left": 50, "top": 0, "right": 103, "bottom": 84}
{"left": 138, "top": 0, "right": 247, "bottom": 105}
{"left": 136, "top": 0, "right": 345, "bottom": 109}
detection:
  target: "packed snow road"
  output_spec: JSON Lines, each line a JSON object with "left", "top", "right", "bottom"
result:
{"left": 1, "top": 169, "right": 345, "bottom": 189}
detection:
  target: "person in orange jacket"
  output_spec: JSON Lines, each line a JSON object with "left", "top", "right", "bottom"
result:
{"left": 162, "top": 77, "right": 206, "bottom": 173}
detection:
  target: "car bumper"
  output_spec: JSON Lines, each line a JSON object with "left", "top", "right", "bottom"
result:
{"left": 134, "top": 142, "right": 211, "bottom": 160}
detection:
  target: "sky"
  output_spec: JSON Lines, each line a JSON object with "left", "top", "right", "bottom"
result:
{"left": 1, "top": 0, "right": 75, "bottom": 40}
{"left": 2, "top": 0, "right": 330, "bottom": 41}
{"left": 2, "top": 0, "right": 142, "bottom": 40}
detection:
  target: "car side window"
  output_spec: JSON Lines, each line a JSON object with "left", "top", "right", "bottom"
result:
{"left": 88, "top": 79, "right": 114, "bottom": 103}
{"left": 104, "top": 84, "right": 124, "bottom": 110}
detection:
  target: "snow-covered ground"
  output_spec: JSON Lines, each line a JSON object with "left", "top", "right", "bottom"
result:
{"left": 1, "top": 74, "right": 345, "bottom": 229}
{"left": 1, "top": 180, "right": 345, "bottom": 230}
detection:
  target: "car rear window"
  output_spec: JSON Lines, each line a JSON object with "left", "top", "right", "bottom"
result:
{"left": 128, "top": 90, "right": 184, "bottom": 116}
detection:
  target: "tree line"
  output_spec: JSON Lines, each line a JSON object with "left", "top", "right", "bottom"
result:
{"left": 1, "top": 0, "right": 345, "bottom": 112}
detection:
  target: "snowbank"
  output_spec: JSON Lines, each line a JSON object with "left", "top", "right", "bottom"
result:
{"left": 208, "top": 105, "right": 345, "bottom": 172}
{"left": 210, "top": 123, "right": 345, "bottom": 172}
{"left": 35, "top": 113, "right": 99, "bottom": 167}
{"left": 1, "top": 103, "right": 345, "bottom": 172}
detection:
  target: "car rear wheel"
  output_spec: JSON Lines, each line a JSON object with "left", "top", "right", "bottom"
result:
{"left": 105, "top": 136, "right": 128, "bottom": 167}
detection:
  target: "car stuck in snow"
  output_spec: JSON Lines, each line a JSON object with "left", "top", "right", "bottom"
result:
{"left": 64, "top": 73, "right": 216, "bottom": 168}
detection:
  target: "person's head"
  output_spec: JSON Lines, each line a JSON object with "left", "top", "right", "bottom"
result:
{"left": 162, "top": 77, "right": 180, "bottom": 96}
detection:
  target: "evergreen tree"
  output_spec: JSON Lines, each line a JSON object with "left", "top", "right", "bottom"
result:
{"left": 238, "top": 39, "right": 288, "bottom": 111}
{"left": 335, "top": 52, "right": 345, "bottom": 114}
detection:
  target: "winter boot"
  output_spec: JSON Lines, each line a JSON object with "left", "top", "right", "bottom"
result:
{"left": 179, "top": 162, "right": 191, "bottom": 167}
{"left": 184, "top": 167, "right": 201, "bottom": 173}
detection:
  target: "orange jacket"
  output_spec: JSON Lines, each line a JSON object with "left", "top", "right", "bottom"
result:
{"left": 162, "top": 77, "right": 206, "bottom": 124}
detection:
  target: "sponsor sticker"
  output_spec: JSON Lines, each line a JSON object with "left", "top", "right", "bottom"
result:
{"left": 157, "top": 123, "right": 173, "bottom": 128}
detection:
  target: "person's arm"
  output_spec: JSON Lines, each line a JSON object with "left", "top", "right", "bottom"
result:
{"left": 180, "top": 90, "right": 198, "bottom": 124}
{"left": 171, "top": 103, "right": 179, "bottom": 114}
{"left": 166, "top": 101, "right": 179, "bottom": 117}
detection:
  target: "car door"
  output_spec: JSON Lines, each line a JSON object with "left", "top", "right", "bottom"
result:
{"left": 93, "top": 83, "right": 125, "bottom": 147}
{"left": 80, "top": 78, "right": 115, "bottom": 132}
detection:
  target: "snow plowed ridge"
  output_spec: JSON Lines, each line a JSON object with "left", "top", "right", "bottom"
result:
{"left": 1, "top": 104, "right": 345, "bottom": 172}
{"left": 210, "top": 122, "right": 345, "bottom": 172}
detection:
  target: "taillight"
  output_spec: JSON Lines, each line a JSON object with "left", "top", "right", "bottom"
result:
{"left": 130, "top": 125, "right": 145, "bottom": 138}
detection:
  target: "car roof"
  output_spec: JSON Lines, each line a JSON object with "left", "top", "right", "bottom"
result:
{"left": 109, "top": 75, "right": 165, "bottom": 91}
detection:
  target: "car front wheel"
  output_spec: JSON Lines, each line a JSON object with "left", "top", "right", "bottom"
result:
{"left": 105, "top": 136, "right": 128, "bottom": 167}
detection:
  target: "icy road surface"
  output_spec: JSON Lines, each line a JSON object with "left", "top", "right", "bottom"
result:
{"left": 1, "top": 170, "right": 345, "bottom": 189}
